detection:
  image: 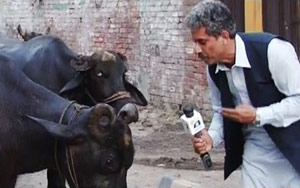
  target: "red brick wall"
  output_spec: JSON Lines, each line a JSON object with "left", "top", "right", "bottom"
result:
{"left": 0, "top": 0, "right": 212, "bottom": 119}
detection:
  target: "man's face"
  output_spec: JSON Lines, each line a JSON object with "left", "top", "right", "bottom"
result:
{"left": 191, "top": 27, "right": 225, "bottom": 65}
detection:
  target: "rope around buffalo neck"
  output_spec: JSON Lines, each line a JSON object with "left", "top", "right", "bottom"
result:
{"left": 85, "top": 88, "right": 131, "bottom": 104}
{"left": 54, "top": 101, "right": 80, "bottom": 188}
{"left": 66, "top": 146, "right": 79, "bottom": 188}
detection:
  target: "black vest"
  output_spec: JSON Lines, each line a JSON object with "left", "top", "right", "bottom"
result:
{"left": 209, "top": 32, "right": 300, "bottom": 179}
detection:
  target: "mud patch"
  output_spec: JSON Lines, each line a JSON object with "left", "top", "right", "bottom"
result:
{"left": 135, "top": 156, "right": 224, "bottom": 171}
{"left": 131, "top": 105, "right": 225, "bottom": 171}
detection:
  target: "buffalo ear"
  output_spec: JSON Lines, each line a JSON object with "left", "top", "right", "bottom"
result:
{"left": 124, "top": 80, "right": 148, "bottom": 106}
{"left": 25, "top": 115, "right": 87, "bottom": 143}
{"left": 70, "top": 56, "right": 93, "bottom": 71}
{"left": 59, "top": 74, "right": 83, "bottom": 95}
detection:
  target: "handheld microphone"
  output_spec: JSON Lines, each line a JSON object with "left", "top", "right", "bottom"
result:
{"left": 180, "top": 104, "right": 213, "bottom": 169}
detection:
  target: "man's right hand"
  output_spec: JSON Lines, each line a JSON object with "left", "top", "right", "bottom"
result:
{"left": 192, "top": 129, "right": 213, "bottom": 154}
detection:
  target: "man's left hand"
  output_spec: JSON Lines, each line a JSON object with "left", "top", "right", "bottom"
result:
{"left": 221, "top": 104, "right": 256, "bottom": 124}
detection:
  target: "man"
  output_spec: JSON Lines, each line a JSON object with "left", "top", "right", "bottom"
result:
{"left": 185, "top": 0, "right": 300, "bottom": 187}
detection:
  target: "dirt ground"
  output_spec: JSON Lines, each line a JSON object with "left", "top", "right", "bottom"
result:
{"left": 16, "top": 105, "right": 240, "bottom": 188}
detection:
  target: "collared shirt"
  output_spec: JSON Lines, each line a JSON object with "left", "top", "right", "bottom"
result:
{"left": 207, "top": 34, "right": 300, "bottom": 187}
{"left": 207, "top": 34, "right": 300, "bottom": 148}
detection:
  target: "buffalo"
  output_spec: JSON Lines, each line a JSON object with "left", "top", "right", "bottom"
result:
{"left": 0, "top": 34, "right": 147, "bottom": 112}
{"left": 0, "top": 32, "right": 147, "bottom": 187}
{"left": 0, "top": 54, "right": 137, "bottom": 188}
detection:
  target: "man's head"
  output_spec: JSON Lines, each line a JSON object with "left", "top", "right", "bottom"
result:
{"left": 185, "top": 0, "right": 236, "bottom": 65}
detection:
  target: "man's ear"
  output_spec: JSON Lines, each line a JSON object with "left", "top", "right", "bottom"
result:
{"left": 220, "top": 30, "right": 230, "bottom": 44}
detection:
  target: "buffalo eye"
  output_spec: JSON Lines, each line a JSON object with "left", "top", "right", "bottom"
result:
{"left": 100, "top": 153, "right": 121, "bottom": 173}
{"left": 102, "top": 157, "right": 119, "bottom": 173}
{"left": 97, "top": 71, "right": 103, "bottom": 77}
{"left": 105, "top": 158, "right": 113, "bottom": 168}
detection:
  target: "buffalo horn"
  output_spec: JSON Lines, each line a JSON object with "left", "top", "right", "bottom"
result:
{"left": 70, "top": 55, "right": 93, "bottom": 71}
{"left": 88, "top": 103, "right": 116, "bottom": 143}
{"left": 91, "top": 50, "right": 116, "bottom": 63}
{"left": 17, "top": 24, "right": 26, "bottom": 39}
{"left": 45, "top": 27, "right": 51, "bottom": 35}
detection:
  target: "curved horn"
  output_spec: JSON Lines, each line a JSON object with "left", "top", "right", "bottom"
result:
{"left": 91, "top": 51, "right": 116, "bottom": 63}
{"left": 17, "top": 24, "right": 26, "bottom": 40}
{"left": 88, "top": 103, "right": 116, "bottom": 143}
{"left": 70, "top": 55, "right": 93, "bottom": 71}
{"left": 101, "top": 51, "right": 116, "bottom": 62}
{"left": 117, "top": 103, "right": 139, "bottom": 124}
{"left": 45, "top": 27, "right": 51, "bottom": 35}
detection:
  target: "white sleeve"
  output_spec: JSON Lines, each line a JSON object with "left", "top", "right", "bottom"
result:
{"left": 206, "top": 67, "right": 224, "bottom": 147}
{"left": 256, "top": 38, "right": 300, "bottom": 127}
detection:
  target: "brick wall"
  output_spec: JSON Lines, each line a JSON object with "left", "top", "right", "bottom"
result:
{"left": 0, "top": 0, "right": 212, "bottom": 120}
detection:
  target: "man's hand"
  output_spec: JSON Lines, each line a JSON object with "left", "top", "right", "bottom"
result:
{"left": 193, "top": 129, "right": 213, "bottom": 154}
{"left": 221, "top": 104, "right": 256, "bottom": 124}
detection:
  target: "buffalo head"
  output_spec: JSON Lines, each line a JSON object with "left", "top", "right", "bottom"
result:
{"left": 28, "top": 103, "right": 137, "bottom": 188}
{"left": 60, "top": 50, "right": 147, "bottom": 112}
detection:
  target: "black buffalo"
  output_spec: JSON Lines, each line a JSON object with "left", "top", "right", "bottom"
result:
{"left": 0, "top": 33, "right": 147, "bottom": 187}
{"left": 0, "top": 35, "right": 147, "bottom": 112}
{"left": 0, "top": 54, "right": 137, "bottom": 188}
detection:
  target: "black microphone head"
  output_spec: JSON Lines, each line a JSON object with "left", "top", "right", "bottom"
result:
{"left": 183, "top": 103, "right": 194, "bottom": 118}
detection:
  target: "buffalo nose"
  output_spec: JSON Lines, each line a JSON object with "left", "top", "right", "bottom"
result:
{"left": 117, "top": 103, "right": 138, "bottom": 124}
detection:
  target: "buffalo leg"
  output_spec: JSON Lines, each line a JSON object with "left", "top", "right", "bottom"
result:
{"left": 47, "top": 169, "right": 66, "bottom": 188}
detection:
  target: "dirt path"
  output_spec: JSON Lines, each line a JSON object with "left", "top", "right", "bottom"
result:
{"left": 16, "top": 105, "right": 241, "bottom": 188}
{"left": 16, "top": 165, "right": 240, "bottom": 188}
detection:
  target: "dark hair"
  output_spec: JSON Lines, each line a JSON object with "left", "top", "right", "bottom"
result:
{"left": 185, "top": 0, "right": 236, "bottom": 38}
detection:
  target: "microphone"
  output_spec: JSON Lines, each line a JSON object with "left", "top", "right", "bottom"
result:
{"left": 180, "top": 104, "right": 213, "bottom": 169}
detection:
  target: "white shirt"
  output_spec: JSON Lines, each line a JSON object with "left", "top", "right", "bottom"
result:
{"left": 207, "top": 34, "right": 300, "bottom": 187}
{"left": 207, "top": 34, "right": 300, "bottom": 148}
